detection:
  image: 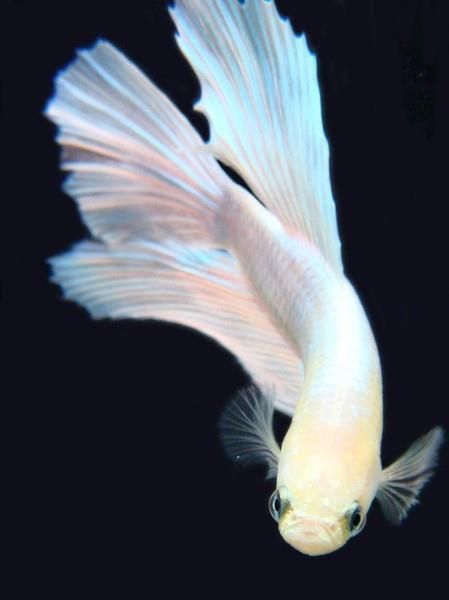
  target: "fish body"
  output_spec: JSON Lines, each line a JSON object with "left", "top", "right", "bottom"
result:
{"left": 46, "top": 0, "right": 443, "bottom": 556}
{"left": 224, "top": 184, "right": 383, "bottom": 553}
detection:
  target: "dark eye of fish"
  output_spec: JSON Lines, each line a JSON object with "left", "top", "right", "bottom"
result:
{"left": 269, "top": 490, "right": 282, "bottom": 522}
{"left": 347, "top": 503, "right": 365, "bottom": 535}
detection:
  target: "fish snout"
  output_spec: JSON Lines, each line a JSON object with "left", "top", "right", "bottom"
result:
{"left": 279, "top": 517, "right": 345, "bottom": 556}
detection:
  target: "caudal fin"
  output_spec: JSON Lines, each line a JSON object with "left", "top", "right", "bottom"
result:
{"left": 171, "top": 0, "right": 343, "bottom": 272}
{"left": 46, "top": 28, "right": 305, "bottom": 418}
{"left": 49, "top": 241, "right": 303, "bottom": 416}
{"left": 45, "top": 40, "right": 230, "bottom": 247}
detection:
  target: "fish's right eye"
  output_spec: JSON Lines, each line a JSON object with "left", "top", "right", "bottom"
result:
{"left": 269, "top": 490, "right": 281, "bottom": 522}
{"left": 346, "top": 502, "right": 366, "bottom": 536}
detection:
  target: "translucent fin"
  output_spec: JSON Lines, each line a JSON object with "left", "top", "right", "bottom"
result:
{"left": 170, "top": 0, "right": 343, "bottom": 272}
{"left": 377, "top": 427, "right": 444, "bottom": 524}
{"left": 219, "top": 386, "right": 280, "bottom": 479}
{"left": 49, "top": 241, "right": 303, "bottom": 416}
{"left": 45, "top": 40, "right": 229, "bottom": 246}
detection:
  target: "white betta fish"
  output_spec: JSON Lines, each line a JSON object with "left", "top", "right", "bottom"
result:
{"left": 46, "top": 0, "right": 443, "bottom": 556}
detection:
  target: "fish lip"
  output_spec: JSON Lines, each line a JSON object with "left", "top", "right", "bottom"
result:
{"left": 282, "top": 520, "right": 333, "bottom": 540}
{"left": 280, "top": 517, "right": 344, "bottom": 556}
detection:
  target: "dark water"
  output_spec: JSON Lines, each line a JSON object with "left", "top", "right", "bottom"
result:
{"left": 4, "top": 0, "right": 448, "bottom": 596}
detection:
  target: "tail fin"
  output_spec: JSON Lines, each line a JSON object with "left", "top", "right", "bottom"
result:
{"left": 49, "top": 241, "right": 303, "bottom": 416}
{"left": 45, "top": 31, "right": 306, "bottom": 417}
{"left": 45, "top": 40, "right": 229, "bottom": 247}
{"left": 170, "top": 0, "right": 343, "bottom": 272}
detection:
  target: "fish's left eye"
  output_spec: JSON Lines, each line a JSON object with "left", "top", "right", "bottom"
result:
{"left": 347, "top": 502, "right": 366, "bottom": 536}
{"left": 269, "top": 490, "right": 281, "bottom": 522}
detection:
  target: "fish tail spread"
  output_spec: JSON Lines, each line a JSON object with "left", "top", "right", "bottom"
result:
{"left": 47, "top": 0, "right": 345, "bottom": 421}
{"left": 170, "top": 0, "right": 343, "bottom": 274}
{"left": 45, "top": 40, "right": 230, "bottom": 250}
{"left": 46, "top": 37, "right": 303, "bottom": 413}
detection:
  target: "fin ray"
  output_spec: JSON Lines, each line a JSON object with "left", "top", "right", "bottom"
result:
{"left": 377, "top": 427, "right": 444, "bottom": 524}
{"left": 45, "top": 40, "right": 228, "bottom": 246}
{"left": 170, "top": 0, "right": 343, "bottom": 271}
{"left": 219, "top": 386, "right": 280, "bottom": 479}
{"left": 49, "top": 241, "right": 303, "bottom": 416}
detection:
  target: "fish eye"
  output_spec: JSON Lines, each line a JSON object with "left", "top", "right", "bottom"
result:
{"left": 346, "top": 502, "right": 366, "bottom": 536}
{"left": 269, "top": 490, "right": 281, "bottom": 522}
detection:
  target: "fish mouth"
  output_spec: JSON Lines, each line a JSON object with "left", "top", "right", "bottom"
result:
{"left": 279, "top": 517, "right": 345, "bottom": 556}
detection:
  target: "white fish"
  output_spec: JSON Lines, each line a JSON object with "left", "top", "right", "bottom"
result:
{"left": 46, "top": 0, "right": 443, "bottom": 556}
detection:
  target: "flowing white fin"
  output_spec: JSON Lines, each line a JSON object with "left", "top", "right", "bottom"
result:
{"left": 219, "top": 386, "right": 280, "bottom": 479}
{"left": 377, "top": 427, "right": 444, "bottom": 524}
{"left": 170, "top": 0, "right": 343, "bottom": 272}
{"left": 49, "top": 241, "right": 303, "bottom": 416}
{"left": 45, "top": 40, "right": 230, "bottom": 246}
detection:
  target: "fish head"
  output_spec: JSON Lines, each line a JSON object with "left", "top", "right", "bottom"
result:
{"left": 271, "top": 485, "right": 369, "bottom": 555}
{"left": 271, "top": 418, "right": 382, "bottom": 555}
{"left": 269, "top": 485, "right": 369, "bottom": 556}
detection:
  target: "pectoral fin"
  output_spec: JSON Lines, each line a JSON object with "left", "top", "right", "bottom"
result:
{"left": 219, "top": 386, "right": 281, "bottom": 479}
{"left": 377, "top": 427, "right": 444, "bottom": 524}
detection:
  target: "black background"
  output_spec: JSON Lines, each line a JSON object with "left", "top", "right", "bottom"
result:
{"left": 4, "top": 0, "right": 449, "bottom": 597}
